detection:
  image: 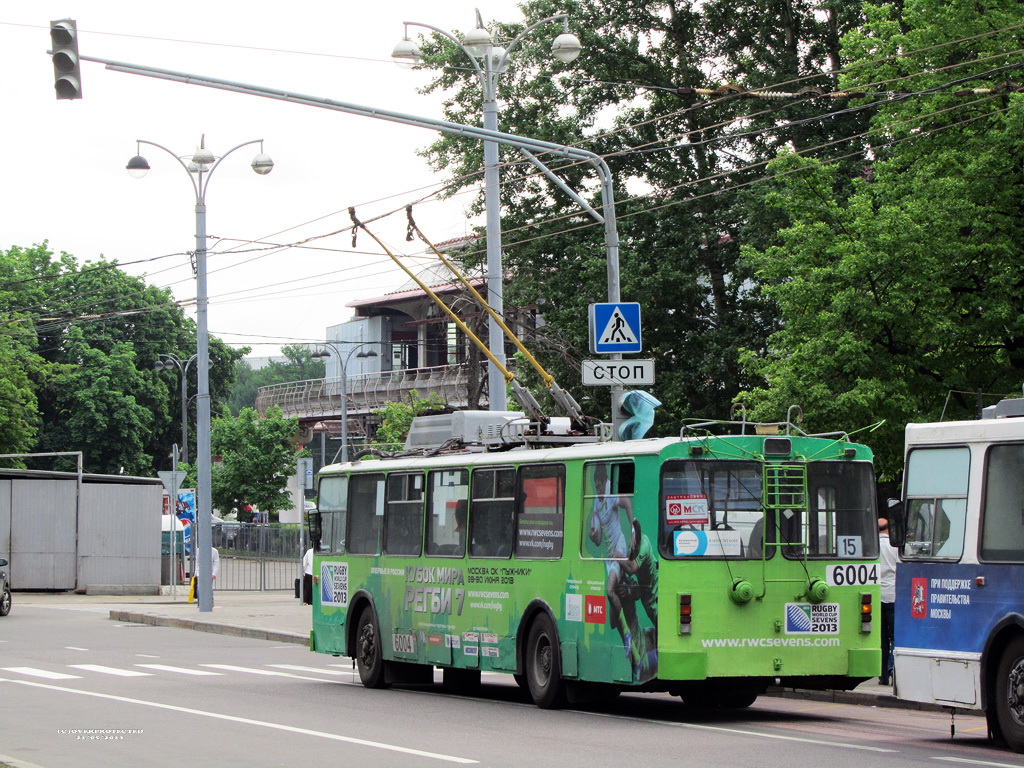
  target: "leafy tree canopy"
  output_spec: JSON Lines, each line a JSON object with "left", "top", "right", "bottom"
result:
{"left": 737, "top": 0, "right": 1024, "bottom": 478}
{"left": 0, "top": 243, "right": 244, "bottom": 474}
{"left": 412, "top": 0, "right": 870, "bottom": 429}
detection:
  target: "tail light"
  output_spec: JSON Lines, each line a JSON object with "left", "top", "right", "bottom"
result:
{"left": 860, "top": 592, "right": 872, "bottom": 633}
{"left": 679, "top": 594, "right": 692, "bottom": 634}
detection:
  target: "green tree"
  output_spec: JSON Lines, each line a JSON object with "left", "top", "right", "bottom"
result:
{"left": 208, "top": 406, "right": 303, "bottom": 520}
{"left": 738, "top": 0, "right": 1024, "bottom": 477}
{"left": 413, "top": 0, "right": 869, "bottom": 427}
{"left": 0, "top": 243, "right": 244, "bottom": 474}
{"left": 44, "top": 327, "right": 156, "bottom": 475}
{"left": 372, "top": 390, "right": 446, "bottom": 450}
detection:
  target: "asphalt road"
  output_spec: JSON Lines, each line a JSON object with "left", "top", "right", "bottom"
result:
{"left": 1, "top": 604, "right": 1021, "bottom": 768}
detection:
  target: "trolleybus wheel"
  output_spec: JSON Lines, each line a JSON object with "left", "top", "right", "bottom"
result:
{"left": 355, "top": 607, "right": 389, "bottom": 689}
{"left": 525, "top": 614, "right": 567, "bottom": 709}
{"left": 995, "top": 636, "right": 1024, "bottom": 752}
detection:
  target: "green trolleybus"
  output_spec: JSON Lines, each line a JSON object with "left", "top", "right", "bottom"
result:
{"left": 308, "top": 416, "right": 881, "bottom": 708}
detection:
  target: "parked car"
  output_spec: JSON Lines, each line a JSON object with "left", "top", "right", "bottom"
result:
{"left": 0, "top": 558, "right": 10, "bottom": 616}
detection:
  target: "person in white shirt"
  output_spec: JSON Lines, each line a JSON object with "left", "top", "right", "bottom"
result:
{"left": 879, "top": 517, "right": 898, "bottom": 685}
{"left": 301, "top": 548, "right": 313, "bottom": 605}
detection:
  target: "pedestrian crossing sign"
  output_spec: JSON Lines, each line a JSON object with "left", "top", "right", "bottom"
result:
{"left": 589, "top": 302, "right": 642, "bottom": 354}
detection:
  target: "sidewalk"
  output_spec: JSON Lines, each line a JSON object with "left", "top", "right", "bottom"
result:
{"left": 16, "top": 590, "right": 931, "bottom": 711}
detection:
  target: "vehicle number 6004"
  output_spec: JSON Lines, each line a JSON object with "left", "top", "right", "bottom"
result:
{"left": 826, "top": 563, "right": 879, "bottom": 586}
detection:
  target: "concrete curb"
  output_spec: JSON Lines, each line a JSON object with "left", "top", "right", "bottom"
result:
{"left": 108, "top": 610, "right": 308, "bottom": 646}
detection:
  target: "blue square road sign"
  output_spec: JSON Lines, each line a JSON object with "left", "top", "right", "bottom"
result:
{"left": 590, "top": 302, "right": 642, "bottom": 354}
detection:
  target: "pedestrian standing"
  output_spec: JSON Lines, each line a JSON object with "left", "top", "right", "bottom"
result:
{"left": 302, "top": 547, "right": 313, "bottom": 605}
{"left": 879, "top": 516, "right": 898, "bottom": 685}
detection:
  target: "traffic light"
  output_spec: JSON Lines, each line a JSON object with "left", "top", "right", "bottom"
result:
{"left": 619, "top": 390, "right": 661, "bottom": 441}
{"left": 50, "top": 19, "right": 82, "bottom": 100}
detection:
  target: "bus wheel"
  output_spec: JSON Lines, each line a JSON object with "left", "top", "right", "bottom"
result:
{"left": 525, "top": 614, "right": 567, "bottom": 709}
{"left": 442, "top": 667, "right": 481, "bottom": 695}
{"left": 995, "top": 636, "right": 1024, "bottom": 751}
{"left": 355, "top": 608, "right": 389, "bottom": 689}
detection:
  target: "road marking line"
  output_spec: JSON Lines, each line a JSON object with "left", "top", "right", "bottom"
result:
{"left": 65, "top": 647, "right": 88, "bottom": 651}
{"left": 135, "top": 664, "right": 223, "bottom": 676}
{"left": 581, "top": 709, "right": 898, "bottom": 753}
{"left": 202, "top": 664, "right": 296, "bottom": 676}
{"left": 2, "top": 667, "right": 81, "bottom": 680}
{"left": 200, "top": 664, "right": 355, "bottom": 683}
{"left": 8, "top": 679, "right": 478, "bottom": 763}
{"left": 68, "top": 665, "right": 151, "bottom": 677}
{"left": 934, "top": 758, "right": 1024, "bottom": 767}
{"left": 267, "top": 665, "right": 354, "bottom": 676}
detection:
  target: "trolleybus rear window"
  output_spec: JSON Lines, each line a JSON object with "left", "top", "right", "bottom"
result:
{"left": 659, "top": 460, "right": 763, "bottom": 559}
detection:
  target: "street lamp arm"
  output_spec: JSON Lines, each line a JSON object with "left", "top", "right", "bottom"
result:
{"left": 205, "top": 139, "right": 265, "bottom": 187}
{"left": 496, "top": 13, "right": 569, "bottom": 70}
{"left": 136, "top": 139, "right": 200, "bottom": 199}
{"left": 403, "top": 20, "right": 485, "bottom": 81}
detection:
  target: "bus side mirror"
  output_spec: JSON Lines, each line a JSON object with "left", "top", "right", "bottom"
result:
{"left": 307, "top": 510, "right": 322, "bottom": 550}
{"left": 887, "top": 499, "right": 906, "bottom": 547}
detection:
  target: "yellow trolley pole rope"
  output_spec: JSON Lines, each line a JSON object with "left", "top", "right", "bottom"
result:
{"left": 406, "top": 207, "right": 554, "bottom": 389}
{"left": 404, "top": 208, "right": 592, "bottom": 432}
{"left": 348, "top": 209, "right": 547, "bottom": 425}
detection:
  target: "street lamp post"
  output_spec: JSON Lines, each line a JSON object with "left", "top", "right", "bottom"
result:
{"left": 154, "top": 353, "right": 199, "bottom": 464}
{"left": 393, "top": 12, "right": 582, "bottom": 414}
{"left": 127, "top": 135, "right": 273, "bottom": 612}
{"left": 313, "top": 343, "right": 380, "bottom": 464}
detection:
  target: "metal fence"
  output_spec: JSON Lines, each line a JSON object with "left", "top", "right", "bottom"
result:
{"left": 209, "top": 522, "right": 307, "bottom": 592}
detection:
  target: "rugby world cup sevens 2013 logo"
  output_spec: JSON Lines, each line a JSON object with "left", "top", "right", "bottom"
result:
{"left": 785, "top": 604, "right": 814, "bottom": 633}
{"left": 320, "top": 562, "right": 348, "bottom": 605}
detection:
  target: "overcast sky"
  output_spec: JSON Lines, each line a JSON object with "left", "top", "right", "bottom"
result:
{"left": 2, "top": 1, "right": 533, "bottom": 358}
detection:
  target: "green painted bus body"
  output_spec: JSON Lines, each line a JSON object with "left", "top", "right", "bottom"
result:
{"left": 310, "top": 434, "right": 881, "bottom": 692}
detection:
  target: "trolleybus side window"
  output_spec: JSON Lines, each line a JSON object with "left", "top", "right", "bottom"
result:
{"left": 469, "top": 467, "right": 515, "bottom": 558}
{"left": 515, "top": 464, "right": 565, "bottom": 559}
{"left": 384, "top": 472, "right": 425, "bottom": 556}
{"left": 903, "top": 446, "right": 969, "bottom": 560}
{"left": 426, "top": 469, "right": 469, "bottom": 558}
{"left": 582, "top": 462, "right": 635, "bottom": 561}
{"left": 659, "top": 460, "right": 764, "bottom": 559}
{"left": 348, "top": 473, "right": 385, "bottom": 555}
{"left": 981, "top": 444, "right": 1024, "bottom": 562}
{"left": 317, "top": 475, "right": 348, "bottom": 553}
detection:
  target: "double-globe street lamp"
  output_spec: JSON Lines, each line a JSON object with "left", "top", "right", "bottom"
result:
{"left": 153, "top": 353, "right": 199, "bottom": 464}
{"left": 312, "top": 343, "right": 380, "bottom": 464}
{"left": 127, "top": 136, "right": 273, "bottom": 612}
{"left": 393, "top": 12, "right": 582, "bottom": 413}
